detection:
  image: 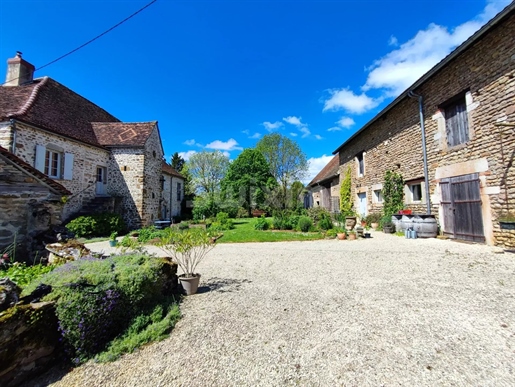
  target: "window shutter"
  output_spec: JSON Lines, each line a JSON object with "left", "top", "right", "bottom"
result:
{"left": 63, "top": 153, "right": 74, "bottom": 180}
{"left": 35, "top": 145, "right": 46, "bottom": 172}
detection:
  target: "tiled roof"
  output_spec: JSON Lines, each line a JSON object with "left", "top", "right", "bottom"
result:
{"left": 307, "top": 155, "right": 339, "bottom": 187}
{"left": 0, "top": 146, "right": 71, "bottom": 196}
{"left": 0, "top": 77, "right": 120, "bottom": 146}
{"left": 91, "top": 122, "right": 157, "bottom": 147}
{"left": 162, "top": 161, "right": 184, "bottom": 179}
{"left": 0, "top": 77, "right": 157, "bottom": 148}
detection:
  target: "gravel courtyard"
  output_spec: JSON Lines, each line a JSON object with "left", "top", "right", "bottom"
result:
{"left": 33, "top": 232, "right": 515, "bottom": 386}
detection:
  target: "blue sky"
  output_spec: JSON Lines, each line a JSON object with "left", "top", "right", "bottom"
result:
{"left": 0, "top": 0, "right": 511, "bottom": 182}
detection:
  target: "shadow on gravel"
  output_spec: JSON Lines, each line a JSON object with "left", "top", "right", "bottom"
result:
{"left": 197, "top": 278, "right": 252, "bottom": 294}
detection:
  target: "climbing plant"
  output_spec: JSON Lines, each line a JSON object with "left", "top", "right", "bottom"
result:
{"left": 381, "top": 170, "right": 404, "bottom": 219}
{"left": 339, "top": 166, "right": 353, "bottom": 216}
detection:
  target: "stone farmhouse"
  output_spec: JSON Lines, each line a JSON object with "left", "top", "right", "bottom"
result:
{"left": 0, "top": 53, "right": 183, "bottom": 255}
{"left": 306, "top": 155, "right": 340, "bottom": 212}
{"left": 323, "top": 3, "right": 514, "bottom": 247}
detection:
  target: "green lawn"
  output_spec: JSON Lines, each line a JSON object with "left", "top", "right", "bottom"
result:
{"left": 217, "top": 218, "right": 324, "bottom": 243}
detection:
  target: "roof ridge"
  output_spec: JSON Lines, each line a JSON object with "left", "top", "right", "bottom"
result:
{"left": 91, "top": 120, "right": 157, "bottom": 124}
{"left": 10, "top": 76, "right": 49, "bottom": 117}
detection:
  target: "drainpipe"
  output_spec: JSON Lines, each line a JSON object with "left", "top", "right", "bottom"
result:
{"left": 169, "top": 176, "right": 173, "bottom": 221}
{"left": 408, "top": 91, "right": 431, "bottom": 215}
{"left": 9, "top": 119, "right": 17, "bottom": 155}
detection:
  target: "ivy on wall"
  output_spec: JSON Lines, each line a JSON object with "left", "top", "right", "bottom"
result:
{"left": 339, "top": 166, "right": 353, "bottom": 216}
{"left": 382, "top": 170, "right": 404, "bottom": 219}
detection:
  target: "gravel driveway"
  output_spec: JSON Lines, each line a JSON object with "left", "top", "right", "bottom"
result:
{"left": 31, "top": 231, "right": 515, "bottom": 386}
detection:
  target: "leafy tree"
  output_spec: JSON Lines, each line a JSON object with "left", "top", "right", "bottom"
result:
{"left": 170, "top": 152, "right": 185, "bottom": 172}
{"left": 221, "top": 149, "right": 274, "bottom": 217}
{"left": 256, "top": 133, "right": 308, "bottom": 209}
{"left": 179, "top": 163, "right": 195, "bottom": 196}
{"left": 289, "top": 180, "right": 304, "bottom": 210}
{"left": 187, "top": 151, "right": 229, "bottom": 197}
{"left": 339, "top": 166, "right": 353, "bottom": 216}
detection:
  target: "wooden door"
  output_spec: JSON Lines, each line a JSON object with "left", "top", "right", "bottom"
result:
{"left": 440, "top": 173, "right": 484, "bottom": 242}
{"left": 96, "top": 167, "right": 107, "bottom": 196}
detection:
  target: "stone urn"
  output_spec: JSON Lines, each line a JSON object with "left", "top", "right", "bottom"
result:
{"left": 179, "top": 274, "right": 201, "bottom": 295}
{"left": 345, "top": 216, "right": 357, "bottom": 231}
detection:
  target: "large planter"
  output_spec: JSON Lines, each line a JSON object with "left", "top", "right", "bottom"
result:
{"left": 348, "top": 233, "right": 357, "bottom": 240}
{"left": 179, "top": 274, "right": 201, "bottom": 295}
{"left": 345, "top": 216, "right": 357, "bottom": 231}
{"left": 370, "top": 222, "right": 379, "bottom": 230}
{"left": 383, "top": 225, "right": 394, "bottom": 234}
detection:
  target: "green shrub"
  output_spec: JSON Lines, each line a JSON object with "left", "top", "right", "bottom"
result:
{"left": 236, "top": 207, "right": 249, "bottom": 218}
{"left": 23, "top": 254, "right": 177, "bottom": 365}
{"left": 365, "top": 212, "right": 382, "bottom": 225}
{"left": 178, "top": 222, "right": 190, "bottom": 230}
{"left": 307, "top": 207, "right": 331, "bottom": 223}
{"left": 136, "top": 226, "right": 167, "bottom": 243}
{"left": 66, "top": 213, "right": 126, "bottom": 238}
{"left": 325, "top": 228, "right": 337, "bottom": 238}
{"left": 209, "top": 212, "right": 233, "bottom": 231}
{"left": 0, "top": 262, "right": 56, "bottom": 288}
{"left": 318, "top": 216, "right": 333, "bottom": 231}
{"left": 254, "top": 216, "right": 270, "bottom": 230}
{"left": 297, "top": 216, "right": 313, "bottom": 232}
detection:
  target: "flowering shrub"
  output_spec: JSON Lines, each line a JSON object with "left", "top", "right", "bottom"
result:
{"left": 23, "top": 254, "right": 178, "bottom": 364}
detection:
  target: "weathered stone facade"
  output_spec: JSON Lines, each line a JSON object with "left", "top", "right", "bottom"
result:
{"left": 335, "top": 10, "right": 515, "bottom": 246}
{"left": 0, "top": 121, "right": 110, "bottom": 220}
{"left": 0, "top": 153, "right": 65, "bottom": 260}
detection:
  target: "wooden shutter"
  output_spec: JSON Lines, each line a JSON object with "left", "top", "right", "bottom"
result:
{"left": 445, "top": 100, "right": 469, "bottom": 147}
{"left": 63, "top": 153, "right": 74, "bottom": 180}
{"left": 35, "top": 145, "right": 46, "bottom": 172}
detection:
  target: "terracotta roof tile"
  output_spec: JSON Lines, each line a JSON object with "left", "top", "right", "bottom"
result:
{"left": 307, "top": 155, "right": 339, "bottom": 187}
{"left": 0, "top": 146, "right": 71, "bottom": 196}
{"left": 91, "top": 122, "right": 157, "bottom": 147}
{"left": 162, "top": 161, "right": 184, "bottom": 179}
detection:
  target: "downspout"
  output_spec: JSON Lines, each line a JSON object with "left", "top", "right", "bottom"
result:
{"left": 407, "top": 91, "right": 431, "bottom": 214}
{"left": 9, "top": 119, "right": 16, "bottom": 155}
{"left": 169, "top": 176, "right": 173, "bottom": 221}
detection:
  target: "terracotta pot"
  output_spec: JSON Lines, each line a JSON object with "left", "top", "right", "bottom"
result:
{"left": 371, "top": 222, "right": 379, "bottom": 230}
{"left": 348, "top": 233, "right": 357, "bottom": 240}
{"left": 345, "top": 216, "right": 357, "bottom": 231}
{"left": 179, "top": 274, "right": 201, "bottom": 295}
{"left": 337, "top": 232, "right": 346, "bottom": 240}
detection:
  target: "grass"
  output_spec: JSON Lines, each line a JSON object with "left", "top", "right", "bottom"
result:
{"left": 217, "top": 218, "right": 324, "bottom": 243}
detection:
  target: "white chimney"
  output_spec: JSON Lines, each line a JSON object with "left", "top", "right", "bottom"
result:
{"left": 4, "top": 52, "right": 35, "bottom": 87}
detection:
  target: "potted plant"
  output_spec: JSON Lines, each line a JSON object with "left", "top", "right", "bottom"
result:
{"left": 382, "top": 221, "right": 395, "bottom": 234}
{"left": 348, "top": 230, "right": 357, "bottom": 240}
{"left": 335, "top": 228, "right": 347, "bottom": 240}
{"left": 365, "top": 212, "right": 381, "bottom": 230}
{"left": 157, "top": 227, "right": 215, "bottom": 295}
{"left": 109, "top": 232, "right": 118, "bottom": 247}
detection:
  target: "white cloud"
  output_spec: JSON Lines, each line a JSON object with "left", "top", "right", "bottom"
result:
{"left": 303, "top": 154, "right": 335, "bottom": 184}
{"left": 283, "top": 116, "right": 305, "bottom": 127}
{"left": 290, "top": 132, "right": 298, "bottom": 137}
{"left": 327, "top": 126, "right": 341, "bottom": 132}
{"left": 249, "top": 132, "right": 261, "bottom": 139}
{"left": 222, "top": 151, "right": 230, "bottom": 158}
{"left": 388, "top": 35, "right": 398, "bottom": 46}
{"left": 322, "top": 0, "right": 511, "bottom": 114}
{"left": 183, "top": 139, "right": 196, "bottom": 146}
{"left": 262, "top": 121, "right": 283, "bottom": 131}
{"left": 205, "top": 138, "right": 243, "bottom": 151}
{"left": 179, "top": 150, "right": 197, "bottom": 161}
{"left": 300, "top": 127, "right": 311, "bottom": 138}
{"left": 323, "top": 88, "right": 380, "bottom": 114}
{"left": 336, "top": 116, "right": 355, "bottom": 129}
{"left": 363, "top": 0, "right": 511, "bottom": 96}
{"left": 314, "top": 134, "right": 323, "bottom": 140}
{"left": 242, "top": 130, "right": 249, "bottom": 135}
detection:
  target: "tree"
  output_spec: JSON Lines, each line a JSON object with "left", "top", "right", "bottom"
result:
{"left": 187, "top": 151, "right": 229, "bottom": 196}
{"left": 221, "top": 149, "right": 274, "bottom": 216}
{"left": 256, "top": 133, "right": 308, "bottom": 209}
{"left": 289, "top": 180, "right": 304, "bottom": 210}
{"left": 170, "top": 152, "right": 185, "bottom": 172}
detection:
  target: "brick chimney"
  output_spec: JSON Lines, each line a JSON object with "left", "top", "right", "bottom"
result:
{"left": 4, "top": 52, "right": 35, "bottom": 86}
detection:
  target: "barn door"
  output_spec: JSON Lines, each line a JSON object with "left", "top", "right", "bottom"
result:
{"left": 440, "top": 173, "right": 484, "bottom": 242}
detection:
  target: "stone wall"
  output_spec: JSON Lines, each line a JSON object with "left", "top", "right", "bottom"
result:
{"left": 0, "top": 158, "right": 64, "bottom": 261}
{"left": 142, "top": 127, "right": 164, "bottom": 225}
{"left": 0, "top": 122, "right": 110, "bottom": 220}
{"left": 336, "top": 12, "right": 515, "bottom": 246}
{"left": 0, "top": 302, "right": 60, "bottom": 387}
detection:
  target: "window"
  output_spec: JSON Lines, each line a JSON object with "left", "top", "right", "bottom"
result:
{"left": 177, "top": 182, "right": 182, "bottom": 201}
{"left": 444, "top": 96, "right": 469, "bottom": 147}
{"left": 45, "top": 150, "right": 61, "bottom": 178}
{"left": 356, "top": 152, "right": 365, "bottom": 177}
{"left": 410, "top": 183, "right": 422, "bottom": 201}
{"left": 373, "top": 189, "right": 383, "bottom": 203}
{"left": 35, "top": 144, "right": 73, "bottom": 180}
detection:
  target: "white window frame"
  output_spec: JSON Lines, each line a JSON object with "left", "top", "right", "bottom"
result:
{"left": 356, "top": 152, "right": 365, "bottom": 177}
{"left": 35, "top": 144, "right": 74, "bottom": 180}
{"left": 373, "top": 189, "right": 383, "bottom": 204}
{"left": 405, "top": 180, "right": 425, "bottom": 204}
